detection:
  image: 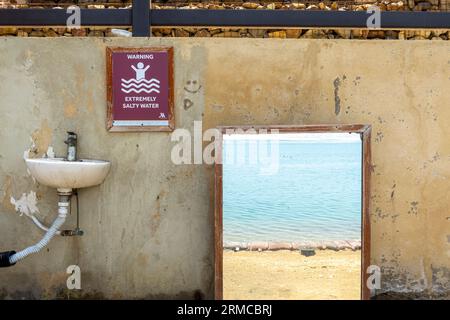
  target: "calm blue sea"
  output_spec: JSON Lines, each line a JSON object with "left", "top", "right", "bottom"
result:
{"left": 223, "top": 138, "right": 362, "bottom": 242}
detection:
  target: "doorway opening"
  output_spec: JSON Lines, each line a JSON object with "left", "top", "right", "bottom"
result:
{"left": 214, "top": 125, "right": 371, "bottom": 300}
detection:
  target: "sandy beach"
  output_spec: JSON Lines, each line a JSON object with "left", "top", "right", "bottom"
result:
{"left": 223, "top": 249, "right": 361, "bottom": 300}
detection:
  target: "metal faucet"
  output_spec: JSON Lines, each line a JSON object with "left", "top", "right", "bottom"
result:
{"left": 64, "top": 131, "right": 77, "bottom": 161}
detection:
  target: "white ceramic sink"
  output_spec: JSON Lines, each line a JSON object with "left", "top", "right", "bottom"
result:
{"left": 25, "top": 158, "right": 111, "bottom": 192}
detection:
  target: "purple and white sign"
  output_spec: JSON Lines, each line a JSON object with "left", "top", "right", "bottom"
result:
{"left": 107, "top": 47, "right": 174, "bottom": 131}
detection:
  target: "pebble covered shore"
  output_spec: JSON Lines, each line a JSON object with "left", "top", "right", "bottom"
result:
{"left": 223, "top": 239, "right": 362, "bottom": 251}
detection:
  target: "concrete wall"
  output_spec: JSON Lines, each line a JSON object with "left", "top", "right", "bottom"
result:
{"left": 0, "top": 38, "right": 449, "bottom": 299}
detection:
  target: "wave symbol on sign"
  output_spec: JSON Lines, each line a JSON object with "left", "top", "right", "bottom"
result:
{"left": 121, "top": 62, "right": 161, "bottom": 94}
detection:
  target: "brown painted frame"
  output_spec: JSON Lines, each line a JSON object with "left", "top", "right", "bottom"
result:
{"left": 214, "top": 124, "right": 372, "bottom": 300}
{"left": 106, "top": 46, "right": 175, "bottom": 132}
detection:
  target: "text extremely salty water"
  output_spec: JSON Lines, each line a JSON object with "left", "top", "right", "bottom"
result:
{"left": 223, "top": 138, "right": 362, "bottom": 242}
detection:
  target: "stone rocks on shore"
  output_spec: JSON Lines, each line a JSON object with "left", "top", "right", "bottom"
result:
{"left": 224, "top": 240, "right": 362, "bottom": 251}
{"left": 300, "top": 248, "right": 316, "bottom": 256}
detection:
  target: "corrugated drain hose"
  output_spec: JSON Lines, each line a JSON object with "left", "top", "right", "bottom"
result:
{"left": 0, "top": 195, "right": 70, "bottom": 268}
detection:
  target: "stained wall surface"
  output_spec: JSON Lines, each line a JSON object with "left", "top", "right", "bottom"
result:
{"left": 0, "top": 38, "right": 449, "bottom": 299}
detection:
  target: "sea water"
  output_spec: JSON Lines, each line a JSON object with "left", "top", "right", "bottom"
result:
{"left": 223, "top": 134, "right": 362, "bottom": 242}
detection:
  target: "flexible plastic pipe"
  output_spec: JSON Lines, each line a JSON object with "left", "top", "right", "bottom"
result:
{"left": 8, "top": 214, "right": 67, "bottom": 264}
{"left": 30, "top": 215, "right": 61, "bottom": 235}
{"left": 2, "top": 197, "right": 70, "bottom": 267}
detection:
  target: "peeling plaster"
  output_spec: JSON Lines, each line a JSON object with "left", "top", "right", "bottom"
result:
{"left": 431, "top": 266, "right": 450, "bottom": 294}
{"left": 1, "top": 175, "right": 15, "bottom": 212}
{"left": 31, "top": 120, "right": 52, "bottom": 157}
{"left": 23, "top": 137, "right": 36, "bottom": 160}
{"left": 24, "top": 120, "right": 53, "bottom": 159}
{"left": 45, "top": 146, "right": 55, "bottom": 158}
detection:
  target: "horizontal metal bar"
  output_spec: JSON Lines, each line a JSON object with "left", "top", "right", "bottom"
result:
{"left": 152, "top": 10, "right": 450, "bottom": 29}
{"left": 1, "top": 9, "right": 450, "bottom": 29}
{"left": 0, "top": 9, "right": 131, "bottom": 26}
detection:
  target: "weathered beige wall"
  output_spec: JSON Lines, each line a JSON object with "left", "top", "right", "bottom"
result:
{"left": 0, "top": 38, "right": 449, "bottom": 299}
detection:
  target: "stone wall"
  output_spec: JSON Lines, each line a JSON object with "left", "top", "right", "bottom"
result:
{"left": 1, "top": 1, "right": 449, "bottom": 39}
{"left": 0, "top": 27, "right": 448, "bottom": 40}
{"left": 0, "top": 0, "right": 449, "bottom": 11}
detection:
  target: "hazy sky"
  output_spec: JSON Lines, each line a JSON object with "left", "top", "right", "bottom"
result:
{"left": 223, "top": 132, "right": 361, "bottom": 143}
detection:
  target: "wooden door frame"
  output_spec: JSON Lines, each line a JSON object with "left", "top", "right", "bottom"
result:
{"left": 214, "top": 124, "right": 372, "bottom": 300}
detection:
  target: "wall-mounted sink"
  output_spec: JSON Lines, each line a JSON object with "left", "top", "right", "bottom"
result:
{"left": 25, "top": 158, "right": 111, "bottom": 192}
{"left": 0, "top": 132, "right": 112, "bottom": 268}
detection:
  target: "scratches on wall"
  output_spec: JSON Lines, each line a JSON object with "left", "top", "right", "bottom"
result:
{"left": 150, "top": 190, "right": 168, "bottom": 239}
{"left": 184, "top": 80, "right": 202, "bottom": 94}
{"left": 408, "top": 201, "right": 419, "bottom": 215}
{"left": 183, "top": 80, "right": 202, "bottom": 112}
{"left": 375, "top": 131, "right": 384, "bottom": 143}
{"left": 184, "top": 98, "right": 194, "bottom": 110}
{"left": 353, "top": 76, "right": 361, "bottom": 86}
{"left": 390, "top": 183, "right": 396, "bottom": 199}
{"left": 333, "top": 77, "right": 341, "bottom": 115}
{"left": 31, "top": 120, "right": 52, "bottom": 157}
